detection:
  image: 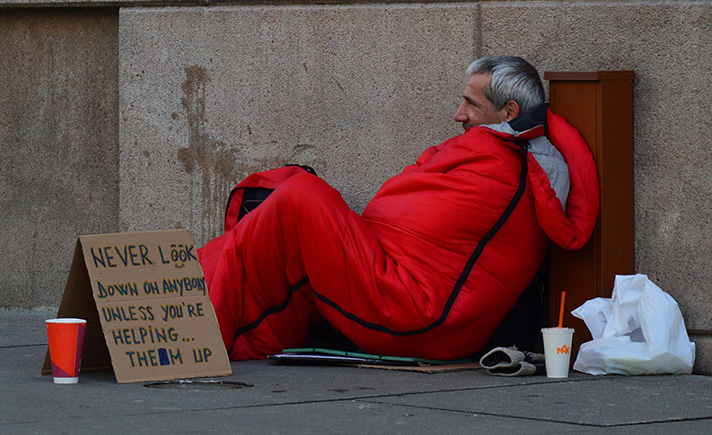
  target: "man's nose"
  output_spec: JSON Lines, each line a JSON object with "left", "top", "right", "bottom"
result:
{"left": 454, "top": 102, "right": 468, "bottom": 122}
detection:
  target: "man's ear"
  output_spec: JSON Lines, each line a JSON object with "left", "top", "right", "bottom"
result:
{"left": 503, "top": 100, "right": 520, "bottom": 121}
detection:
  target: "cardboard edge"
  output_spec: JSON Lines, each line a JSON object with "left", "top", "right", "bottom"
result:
{"left": 41, "top": 239, "right": 113, "bottom": 375}
{"left": 355, "top": 362, "right": 481, "bottom": 373}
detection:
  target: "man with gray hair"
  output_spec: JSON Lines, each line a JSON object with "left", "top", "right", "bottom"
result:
{"left": 456, "top": 55, "right": 571, "bottom": 215}
{"left": 452, "top": 56, "right": 570, "bottom": 351}
{"left": 199, "top": 56, "right": 600, "bottom": 362}
{"left": 456, "top": 56, "right": 545, "bottom": 129}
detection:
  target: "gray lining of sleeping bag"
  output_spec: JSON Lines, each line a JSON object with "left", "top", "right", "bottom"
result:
{"left": 485, "top": 121, "right": 570, "bottom": 210}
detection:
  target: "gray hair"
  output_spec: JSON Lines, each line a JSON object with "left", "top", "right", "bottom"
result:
{"left": 466, "top": 56, "right": 544, "bottom": 115}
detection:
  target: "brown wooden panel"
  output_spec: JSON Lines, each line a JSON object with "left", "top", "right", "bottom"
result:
{"left": 597, "top": 79, "right": 635, "bottom": 294}
{"left": 548, "top": 81, "right": 598, "bottom": 152}
{"left": 545, "top": 71, "right": 635, "bottom": 81}
{"left": 544, "top": 71, "right": 634, "bottom": 363}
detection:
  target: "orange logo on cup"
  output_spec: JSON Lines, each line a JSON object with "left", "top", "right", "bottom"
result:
{"left": 556, "top": 345, "right": 570, "bottom": 354}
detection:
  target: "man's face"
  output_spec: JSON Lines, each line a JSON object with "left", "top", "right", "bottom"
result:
{"left": 454, "top": 73, "right": 509, "bottom": 131}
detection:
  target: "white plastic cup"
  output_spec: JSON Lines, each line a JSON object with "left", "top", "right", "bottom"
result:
{"left": 46, "top": 318, "right": 87, "bottom": 384}
{"left": 541, "top": 327, "right": 574, "bottom": 378}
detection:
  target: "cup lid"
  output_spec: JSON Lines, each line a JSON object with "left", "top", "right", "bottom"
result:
{"left": 46, "top": 318, "right": 87, "bottom": 324}
{"left": 541, "top": 327, "right": 574, "bottom": 333}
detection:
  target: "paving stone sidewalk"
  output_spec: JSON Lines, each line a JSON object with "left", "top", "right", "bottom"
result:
{"left": 2, "top": 308, "right": 711, "bottom": 434}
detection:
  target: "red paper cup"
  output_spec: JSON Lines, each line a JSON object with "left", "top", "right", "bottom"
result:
{"left": 46, "top": 318, "right": 87, "bottom": 384}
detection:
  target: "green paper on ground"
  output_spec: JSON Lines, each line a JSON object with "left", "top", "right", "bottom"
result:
{"left": 269, "top": 347, "right": 476, "bottom": 368}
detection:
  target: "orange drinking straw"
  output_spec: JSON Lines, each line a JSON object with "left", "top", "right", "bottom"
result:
{"left": 558, "top": 291, "right": 566, "bottom": 328}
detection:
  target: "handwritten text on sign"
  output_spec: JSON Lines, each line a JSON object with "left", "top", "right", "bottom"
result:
{"left": 80, "top": 230, "right": 230, "bottom": 383}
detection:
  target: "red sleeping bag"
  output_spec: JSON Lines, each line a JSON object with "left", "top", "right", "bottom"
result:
{"left": 198, "top": 108, "right": 599, "bottom": 361}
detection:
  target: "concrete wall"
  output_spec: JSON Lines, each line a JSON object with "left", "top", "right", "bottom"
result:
{"left": 2, "top": 0, "right": 711, "bottom": 372}
{"left": 118, "top": 4, "right": 472, "bottom": 241}
{"left": 0, "top": 8, "right": 119, "bottom": 308}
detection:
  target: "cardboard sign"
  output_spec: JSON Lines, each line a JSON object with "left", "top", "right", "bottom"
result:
{"left": 42, "top": 230, "right": 232, "bottom": 383}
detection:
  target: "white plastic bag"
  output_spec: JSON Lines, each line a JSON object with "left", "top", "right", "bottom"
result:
{"left": 572, "top": 274, "right": 695, "bottom": 375}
